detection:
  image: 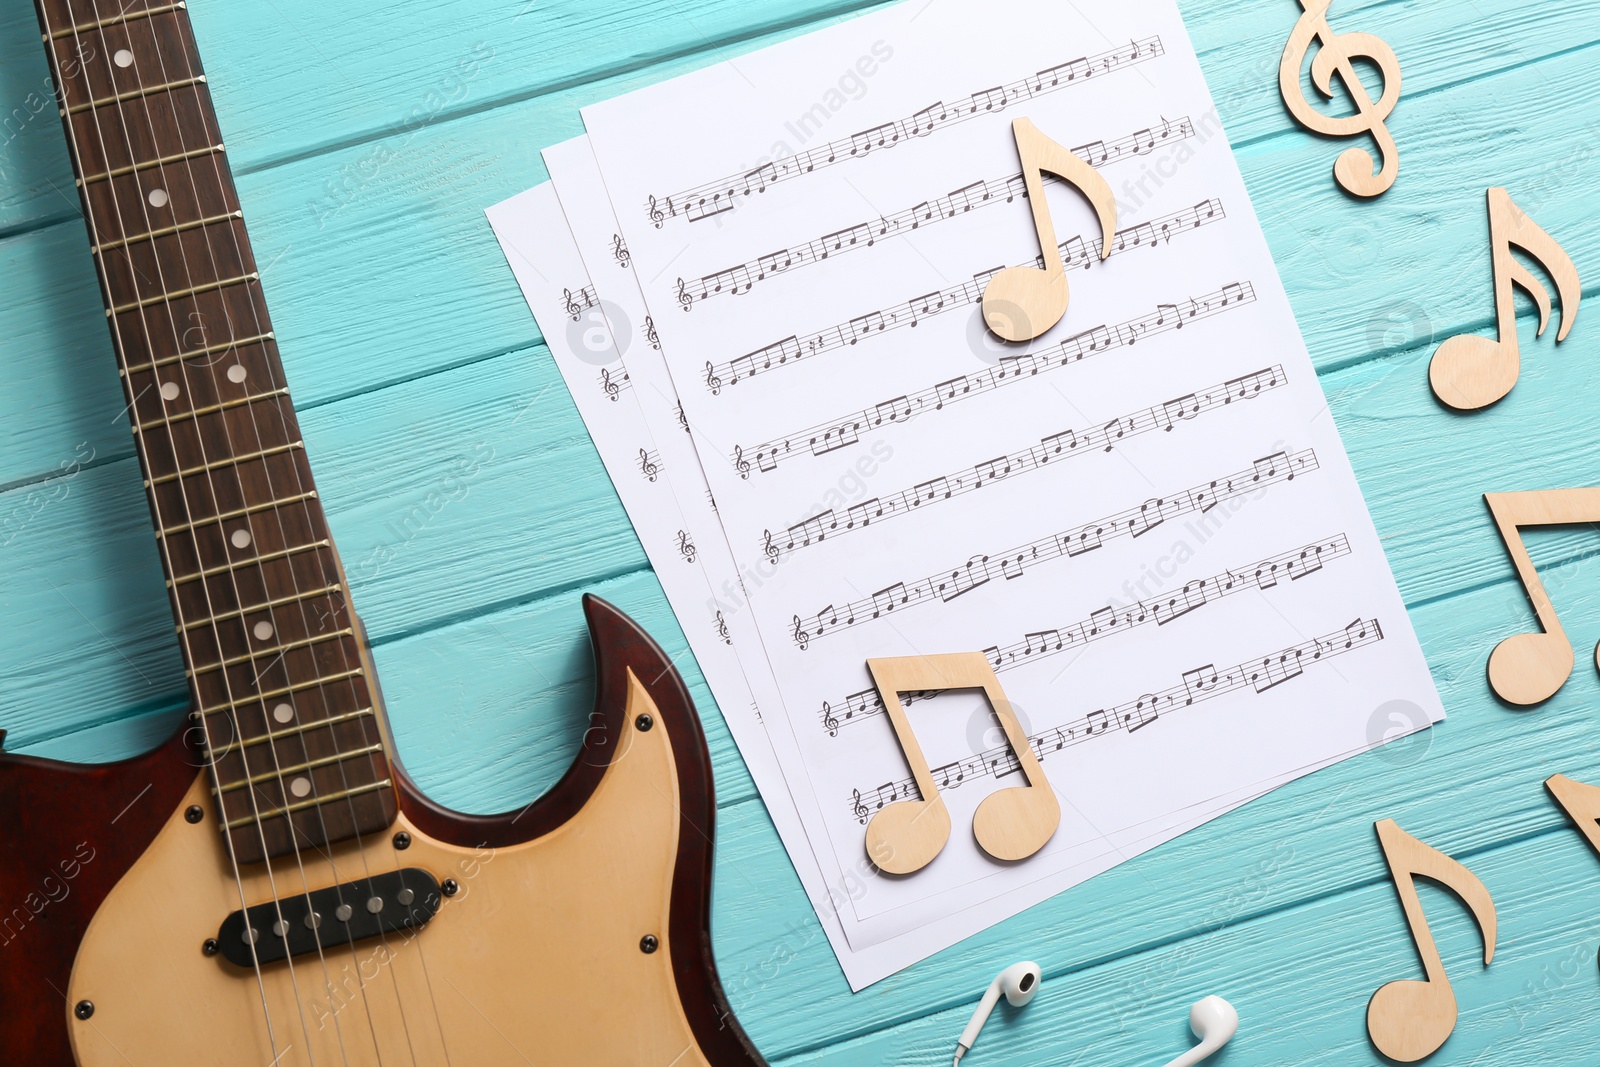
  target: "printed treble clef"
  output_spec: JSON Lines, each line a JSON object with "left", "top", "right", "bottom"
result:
{"left": 675, "top": 400, "right": 690, "bottom": 434}
{"left": 676, "top": 530, "right": 697, "bottom": 563}
{"left": 649, "top": 195, "right": 666, "bottom": 228}
{"left": 704, "top": 362, "right": 723, "bottom": 396}
{"left": 734, "top": 446, "right": 751, "bottom": 480}
{"left": 824, "top": 702, "right": 840, "bottom": 737}
{"left": 676, "top": 277, "right": 693, "bottom": 312}
{"left": 612, "top": 233, "right": 631, "bottom": 268}
{"left": 762, "top": 529, "right": 780, "bottom": 564}
{"left": 562, "top": 287, "right": 583, "bottom": 320}
{"left": 792, "top": 614, "right": 810, "bottom": 651}
{"left": 638, "top": 448, "right": 659, "bottom": 482}
{"left": 851, "top": 788, "right": 868, "bottom": 822}
{"left": 714, "top": 610, "right": 731, "bottom": 645}
{"left": 601, "top": 368, "right": 620, "bottom": 402}
{"left": 643, "top": 315, "right": 660, "bottom": 350}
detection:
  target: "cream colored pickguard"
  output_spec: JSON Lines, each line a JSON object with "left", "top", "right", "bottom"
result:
{"left": 67, "top": 671, "right": 711, "bottom": 1067}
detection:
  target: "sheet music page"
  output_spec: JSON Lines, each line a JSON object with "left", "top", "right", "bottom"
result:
{"left": 580, "top": 0, "right": 1443, "bottom": 953}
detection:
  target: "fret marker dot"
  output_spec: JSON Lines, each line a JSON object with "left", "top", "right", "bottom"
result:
{"left": 253, "top": 621, "right": 274, "bottom": 641}
{"left": 273, "top": 703, "right": 294, "bottom": 724}
{"left": 290, "top": 776, "right": 311, "bottom": 798}
{"left": 230, "top": 529, "right": 251, "bottom": 548}
{"left": 114, "top": 49, "right": 134, "bottom": 68}
{"left": 159, "top": 381, "right": 180, "bottom": 401}
{"left": 147, "top": 188, "right": 168, "bottom": 208}
{"left": 227, "top": 364, "right": 248, "bottom": 383}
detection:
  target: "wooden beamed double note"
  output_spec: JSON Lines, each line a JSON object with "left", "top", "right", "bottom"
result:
{"left": 1430, "top": 188, "right": 1581, "bottom": 410}
{"left": 981, "top": 118, "right": 1117, "bottom": 343}
{"left": 1480, "top": 488, "right": 1600, "bottom": 706}
{"left": 864, "top": 653, "right": 1059, "bottom": 875}
{"left": 1367, "top": 819, "right": 1497, "bottom": 1063}
{"left": 1546, "top": 773, "right": 1600, "bottom": 967}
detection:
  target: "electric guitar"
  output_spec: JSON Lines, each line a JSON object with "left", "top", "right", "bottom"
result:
{"left": 0, "top": 3, "right": 765, "bottom": 1063}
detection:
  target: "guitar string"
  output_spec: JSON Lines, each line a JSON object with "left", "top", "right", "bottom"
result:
{"left": 145, "top": 8, "right": 452, "bottom": 1062}
{"left": 130, "top": 8, "right": 426, "bottom": 1064}
{"left": 105, "top": 7, "right": 370, "bottom": 1062}
{"left": 42, "top": 3, "right": 284, "bottom": 1059}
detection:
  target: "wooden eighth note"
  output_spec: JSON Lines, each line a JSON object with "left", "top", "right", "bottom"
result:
{"left": 1482, "top": 488, "right": 1600, "bottom": 706}
{"left": 1429, "top": 188, "right": 1581, "bottom": 410}
{"left": 1545, "top": 774, "right": 1600, "bottom": 967}
{"left": 1367, "top": 819, "right": 1497, "bottom": 1063}
{"left": 981, "top": 117, "right": 1116, "bottom": 343}
{"left": 864, "top": 653, "right": 1059, "bottom": 875}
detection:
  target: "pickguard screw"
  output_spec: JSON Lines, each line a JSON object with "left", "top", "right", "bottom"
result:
{"left": 441, "top": 879, "right": 459, "bottom": 897}
{"left": 185, "top": 805, "right": 203, "bottom": 824}
{"left": 392, "top": 831, "right": 411, "bottom": 850}
{"left": 202, "top": 938, "right": 219, "bottom": 957}
{"left": 640, "top": 934, "right": 659, "bottom": 954}
{"left": 74, "top": 1000, "right": 94, "bottom": 1020}
{"left": 635, "top": 713, "right": 654, "bottom": 732}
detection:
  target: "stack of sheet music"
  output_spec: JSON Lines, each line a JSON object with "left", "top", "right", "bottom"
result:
{"left": 487, "top": 0, "right": 1442, "bottom": 989}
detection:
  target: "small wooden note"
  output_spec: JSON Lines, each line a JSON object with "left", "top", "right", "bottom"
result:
{"left": 864, "top": 652, "right": 1059, "bottom": 875}
{"left": 1482, "top": 488, "right": 1600, "bottom": 706}
{"left": 1429, "top": 188, "right": 1581, "bottom": 410}
{"left": 981, "top": 117, "right": 1117, "bottom": 343}
{"left": 1278, "top": 0, "right": 1402, "bottom": 197}
{"left": 1367, "top": 819, "right": 1496, "bottom": 1063}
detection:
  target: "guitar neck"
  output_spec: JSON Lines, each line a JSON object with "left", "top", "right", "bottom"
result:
{"left": 34, "top": 0, "right": 395, "bottom": 864}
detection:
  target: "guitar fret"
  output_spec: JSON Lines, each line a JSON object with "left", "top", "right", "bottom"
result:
{"left": 111, "top": 272, "right": 257, "bottom": 315}
{"left": 178, "top": 583, "right": 342, "bottom": 632}
{"left": 169, "top": 536, "right": 328, "bottom": 586}
{"left": 137, "top": 388, "right": 290, "bottom": 432}
{"left": 209, "top": 706, "right": 376, "bottom": 758}
{"left": 145, "top": 441, "right": 302, "bottom": 487}
{"left": 66, "top": 74, "right": 206, "bottom": 116}
{"left": 157, "top": 495, "right": 316, "bottom": 543}
{"left": 223, "top": 779, "right": 393, "bottom": 831}
{"left": 46, "top": 1, "right": 186, "bottom": 39}
{"left": 80, "top": 144, "right": 225, "bottom": 187}
{"left": 212, "top": 743, "right": 386, "bottom": 796}
{"left": 97, "top": 211, "right": 243, "bottom": 257}
{"left": 186, "top": 627, "right": 356, "bottom": 678}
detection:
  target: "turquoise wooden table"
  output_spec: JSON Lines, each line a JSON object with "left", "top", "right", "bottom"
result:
{"left": 4, "top": 0, "right": 1600, "bottom": 1062}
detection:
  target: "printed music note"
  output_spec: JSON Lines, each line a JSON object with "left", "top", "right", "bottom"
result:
{"left": 1278, "top": 0, "right": 1402, "bottom": 197}
{"left": 863, "top": 653, "right": 1059, "bottom": 874}
{"left": 1429, "top": 188, "right": 1581, "bottom": 411}
{"left": 1480, "top": 487, "right": 1600, "bottom": 706}
{"left": 1366, "top": 819, "right": 1496, "bottom": 1063}
{"left": 982, "top": 118, "right": 1117, "bottom": 342}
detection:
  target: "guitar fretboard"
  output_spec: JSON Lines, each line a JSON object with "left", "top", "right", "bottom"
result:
{"left": 35, "top": 0, "right": 395, "bottom": 865}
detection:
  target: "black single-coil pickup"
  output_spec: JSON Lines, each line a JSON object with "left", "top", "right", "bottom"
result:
{"left": 217, "top": 867, "right": 441, "bottom": 967}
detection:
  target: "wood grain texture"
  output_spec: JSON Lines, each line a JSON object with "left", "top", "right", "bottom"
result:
{"left": 7, "top": 0, "right": 1600, "bottom": 1063}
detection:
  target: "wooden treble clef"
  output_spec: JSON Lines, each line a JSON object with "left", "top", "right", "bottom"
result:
{"left": 1279, "top": 0, "right": 1402, "bottom": 197}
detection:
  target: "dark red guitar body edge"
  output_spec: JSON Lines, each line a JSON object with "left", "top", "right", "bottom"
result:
{"left": 0, "top": 594, "right": 765, "bottom": 1067}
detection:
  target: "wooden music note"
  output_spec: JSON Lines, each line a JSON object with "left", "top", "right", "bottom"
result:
{"left": 1429, "top": 188, "right": 1582, "bottom": 410}
{"left": 1545, "top": 773, "right": 1600, "bottom": 964}
{"left": 1481, "top": 488, "right": 1600, "bottom": 706}
{"left": 1278, "top": 0, "right": 1401, "bottom": 197}
{"left": 863, "top": 652, "right": 1059, "bottom": 874}
{"left": 981, "top": 118, "right": 1116, "bottom": 343}
{"left": 1367, "top": 819, "right": 1497, "bottom": 1063}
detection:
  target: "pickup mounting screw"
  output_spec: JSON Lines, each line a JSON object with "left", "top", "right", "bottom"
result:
{"left": 74, "top": 1000, "right": 94, "bottom": 1020}
{"left": 185, "top": 805, "right": 203, "bottom": 824}
{"left": 441, "top": 879, "right": 459, "bottom": 897}
{"left": 392, "top": 831, "right": 411, "bottom": 850}
{"left": 635, "top": 713, "right": 654, "bottom": 731}
{"left": 640, "top": 934, "right": 659, "bottom": 954}
{"left": 202, "top": 938, "right": 219, "bottom": 956}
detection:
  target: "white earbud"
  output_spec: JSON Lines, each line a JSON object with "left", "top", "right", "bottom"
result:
{"left": 1160, "top": 995, "right": 1238, "bottom": 1067}
{"left": 953, "top": 961, "right": 1041, "bottom": 1065}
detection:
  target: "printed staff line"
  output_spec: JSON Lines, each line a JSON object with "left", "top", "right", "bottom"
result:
{"left": 791, "top": 447, "right": 1320, "bottom": 650}
{"left": 819, "top": 534, "right": 1353, "bottom": 735}
{"left": 765, "top": 363, "right": 1285, "bottom": 563}
{"left": 733, "top": 280, "right": 1257, "bottom": 478}
{"left": 848, "top": 616, "right": 1385, "bottom": 821}
{"left": 677, "top": 115, "right": 1196, "bottom": 312}
{"left": 647, "top": 36, "right": 1165, "bottom": 226}
{"left": 707, "top": 198, "right": 1227, "bottom": 393}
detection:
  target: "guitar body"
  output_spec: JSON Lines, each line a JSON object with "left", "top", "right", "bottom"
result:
{"left": 0, "top": 595, "right": 764, "bottom": 1067}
